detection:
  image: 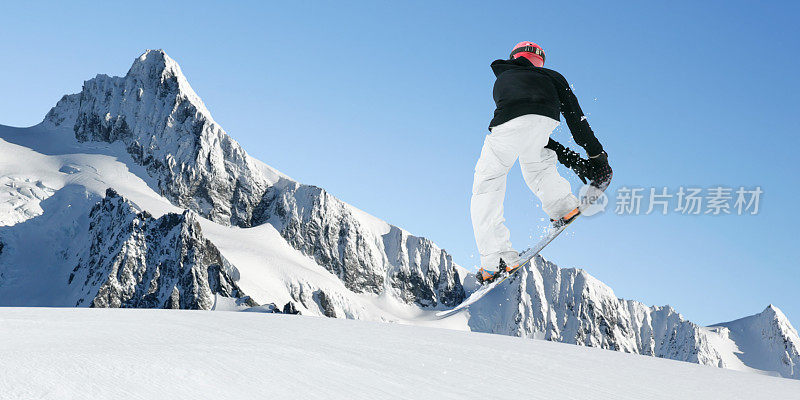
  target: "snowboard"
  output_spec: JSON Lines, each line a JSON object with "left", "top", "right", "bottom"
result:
{"left": 436, "top": 183, "right": 609, "bottom": 319}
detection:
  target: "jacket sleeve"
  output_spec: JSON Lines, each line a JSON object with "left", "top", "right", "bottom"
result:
{"left": 550, "top": 71, "right": 604, "bottom": 156}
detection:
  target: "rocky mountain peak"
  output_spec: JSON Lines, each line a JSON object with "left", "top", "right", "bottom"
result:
{"left": 40, "top": 49, "right": 271, "bottom": 226}
{"left": 711, "top": 304, "right": 800, "bottom": 379}
{"left": 125, "top": 49, "right": 212, "bottom": 119}
{"left": 127, "top": 49, "right": 178, "bottom": 78}
{"left": 764, "top": 304, "right": 790, "bottom": 323}
{"left": 758, "top": 304, "right": 800, "bottom": 349}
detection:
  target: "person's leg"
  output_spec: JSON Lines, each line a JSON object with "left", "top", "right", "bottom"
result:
{"left": 518, "top": 116, "right": 580, "bottom": 220}
{"left": 470, "top": 120, "right": 525, "bottom": 268}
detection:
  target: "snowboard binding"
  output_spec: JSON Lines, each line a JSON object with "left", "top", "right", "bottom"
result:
{"left": 550, "top": 207, "right": 581, "bottom": 228}
{"left": 476, "top": 259, "right": 519, "bottom": 285}
{"left": 476, "top": 268, "right": 494, "bottom": 284}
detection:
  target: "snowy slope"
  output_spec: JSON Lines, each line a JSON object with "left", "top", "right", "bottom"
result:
{"left": 1, "top": 49, "right": 799, "bottom": 381}
{"left": 2, "top": 308, "right": 798, "bottom": 400}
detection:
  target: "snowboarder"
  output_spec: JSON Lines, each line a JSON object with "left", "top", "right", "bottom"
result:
{"left": 472, "top": 41, "right": 612, "bottom": 283}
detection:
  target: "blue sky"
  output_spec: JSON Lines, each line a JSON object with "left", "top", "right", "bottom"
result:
{"left": 1, "top": 1, "right": 798, "bottom": 326}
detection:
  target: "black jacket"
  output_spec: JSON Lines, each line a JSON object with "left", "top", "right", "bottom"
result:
{"left": 489, "top": 57, "right": 603, "bottom": 156}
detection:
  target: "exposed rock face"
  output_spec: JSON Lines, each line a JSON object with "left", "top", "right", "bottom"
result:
{"left": 282, "top": 302, "right": 300, "bottom": 315}
{"left": 467, "top": 255, "right": 732, "bottom": 367}
{"left": 68, "top": 189, "right": 255, "bottom": 309}
{"left": 315, "top": 290, "right": 337, "bottom": 318}
{"left": 255, "top": 180, "right": 464, "bottom": 307}
{"left": 43, "top": 49, "right": 464, "bottom": 308}
{"left": 42, "top": 94, "right": 80, "bottom": 129}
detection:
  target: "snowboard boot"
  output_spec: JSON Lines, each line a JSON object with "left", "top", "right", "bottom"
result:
{"left": 476, "top": 259, "right": 519, "bottom": 285}
{"left": 550, "top": 207, "right": 580, "bottom": 228}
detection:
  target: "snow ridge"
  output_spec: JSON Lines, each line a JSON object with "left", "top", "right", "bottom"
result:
{"left": 465, "top": 256, "right": 787, "bottom": 373}
{"left": 713, "top": 305, "right": 800, "bottom": 379}
{"left": 255, "top": 180, "right": 465, "bottom": 306}
{"left": 68, "top": 188, "right": 255, "bottom": 309}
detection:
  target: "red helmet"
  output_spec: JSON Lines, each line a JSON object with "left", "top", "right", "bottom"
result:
{"left": 510, "top": 41, "right": 545, "bottom": 67}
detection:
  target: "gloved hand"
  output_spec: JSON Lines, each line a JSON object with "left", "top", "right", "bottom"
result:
{"left": 587, "top": 151, "right": 613, "bottom": 189}
{"left": 546, "top": 139, "right": 591, "bottom": 184}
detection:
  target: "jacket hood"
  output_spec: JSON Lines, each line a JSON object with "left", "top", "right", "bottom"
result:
{"left": 490, "top": 57, "right": 535, "bottom": 77}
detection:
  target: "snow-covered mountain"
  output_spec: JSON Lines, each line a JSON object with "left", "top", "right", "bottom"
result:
{"left": 467, "top": 255, "right": 800, "bottom": 377}
{"left": 41, "top": 49, "right": 464, "bottom": 308}
{"left": 42, "top": 50, "right": 270, "bottom": 227}
{"left": 1, "top": 49, "right": 798, "bottom": 381}
{"left": 711, "top": 305, "right": 800, "bottom": 379}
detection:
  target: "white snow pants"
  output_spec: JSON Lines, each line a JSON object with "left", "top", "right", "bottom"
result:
{"left": 471, "top": 114, "right": 579, "bottom": 268}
